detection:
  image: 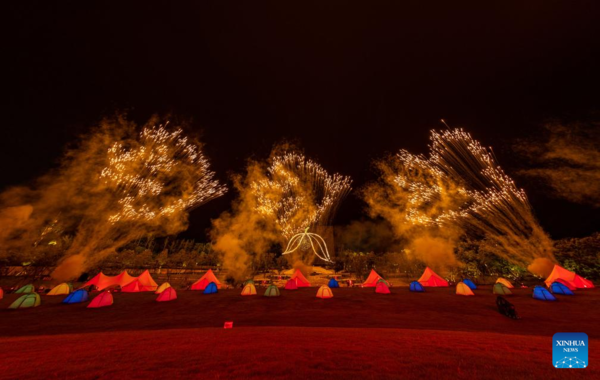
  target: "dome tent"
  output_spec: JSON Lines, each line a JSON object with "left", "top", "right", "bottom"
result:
{"left": 362, "top": 269, "right": 383, "bottom": 287}
{"left": 203, "top": 282, "right": 218, "bottom": 294}
{"left": 155, "top": 282, "right": 171, "bottom": 294}
{"left": 244, "top": 279, "right": 255, "bottom": 286}
{"left": 545, "top": 265, "right": 594, "bottom": 289}
{"left": 409, "top": 281, "right": 425, "bottom": 292}
{"left": 285, "top": 279, "right": 298, "bottom": 290}
{"left": 532, "top": 286, "right": 556, "bottom": 301}
{"left": 493, "top": 283, "right": 512, "bottom": 295}
{"left": 462, "top": 279, "right": 477, "bottom": 290}
{"left": 418, "top": 267, "right": 448, "bottom": 287}
{"left": 156, "top": 287, "right": 177, "bottom": 302}
{"left": 328, "top": 278, "right": 340, "bottom": 288}
{"left": 241, "top": 283, "right": 257, "bottom": 296}
{"left": 48, "top": 283, "right": 71, "bottom": 296}
{"left": 264, "top": 285, "right": 280, "bottom": 297}
{"left": 63, "top": 289, "right": 89, "bottom": 304}
{"left": 15, "top": 284, "right": 35, "bottom": 294}
{"left": 316, "top": 285, "right": 333, "bottom": 299}
{"left": 9, "top": 293, "right": 41, "bottom": 309}
{"left": 456, "top": 282, "right": 475, "bottom": 296}
{"left": 550, "top": 282, "right": 574, "bottom": 296}
{"left": 191, "top": 269, "right": 222, "bottom": 290}
{"left": 496, "top": 278, "right": 514, "bottom": 289}
{"left": 88, "top": 291, "right": 113, "bottom": 308}
{"left": 375, "top": 281, "right": 391, "bottom": 294}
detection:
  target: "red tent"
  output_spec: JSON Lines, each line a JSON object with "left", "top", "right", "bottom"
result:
{"left": 156, "top": 287, "right": 177, "bottom": 302}
{"left": 136, "top": 270, "right": 158, "bottom": 291}
{"left": 87, "top": 291, "right": 113, "bottom": 308}
{"left": 83, "top": 271, "right": 136, "bottom": 291}
{"left": 362, "top": 269, "right": 382, "bottom": 287}
{"left": 375, "top": 281, "right": 391, "bottom": 294}
{"left": 285, "top": 279, "right": 298, "bottom": 290}
{"left": 121, "top": 279, "right": 142, "bottom": 293}
{"left": 290, "top": 269, "right": 310, "bottom": 287}
{"left": 418, "top": 267, "right": 449, "bottom": 287}
{"left": 191, "top": 269, "right": 222, "bottom": 290}
{"left": 545, "top": 265, "right": 594, "bottom": 289}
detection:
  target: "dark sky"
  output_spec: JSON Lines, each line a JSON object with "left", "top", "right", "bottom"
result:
{"left": 4, "top": 2, "right": 600, "bottom": 240}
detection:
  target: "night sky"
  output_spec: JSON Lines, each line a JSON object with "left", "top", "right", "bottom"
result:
{"left": 5, "top": 2, "right": 600, "bottom": 240}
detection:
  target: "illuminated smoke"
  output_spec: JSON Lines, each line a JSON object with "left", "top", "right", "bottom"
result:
{"left": 364, "top": 127, "right": 555, "bottom": 275}
{"left": 212, "top": 145, "right": 351, "bottom": 281}
{"left": 517, "top": 121, "right": 600, "bottom": 207}
{"left": 0, "top": 115, "right": 226, "bottom": 280}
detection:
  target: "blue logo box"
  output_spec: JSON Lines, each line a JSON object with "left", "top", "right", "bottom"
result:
{"left": 553, "top": 333, "right": 588, "bottom": 369}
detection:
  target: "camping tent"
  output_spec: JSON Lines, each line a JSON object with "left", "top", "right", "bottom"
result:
{"left": 375, "top": 281, "right": 391, "bottom": 294}
{"left": 544, "top": 265, "right": 594, "bottom": 289}
{"left": 203, "top": 282, "right": 218, "bottom": 294}
{"left": 88, "top": 291, "right": 113, "bottom": 308}
{"left": 409, "top": 281, "right": 425, "bottom": 292}
{"left": 244, "top": 279, "right": 255, "bottom": 286}
{"left": 9, "top": 293, "right": 40, "bottom": 309}
{"left": 121, "top": 280, "right": 142, "bottom": 293}
{"left": 463, "top": 279, "right": 477, "bottom": 290}
{"left": 63, "top": 289, "right": 89, "bottom": 304}
{"left": 493, "top": 283, "right": 512, "bottom": 295}
{"left": 264, "top": 285, "right": 280, "bottom": 297}
{"left": 241, "top": 283, "right": 257, "bottom": 296}
{"left": 417, "top": 267, "right": 449, "bottom": 287}
{"left": 15, "top": 284, "right": 35, "bottom": 294}
{"left": 192, "top": 269, "right": 222, "bottom": 290}
{"left": 136, "top": 270, "right": 158, "bottom": 291}
{"left": 496, "top": 278, "right": 514, "bottom": 289}
{"left": 533, "top": 286, "right": 556, "bottom": 301}
{"left": 328, "top": 278, "right": 340, "bottom": 288}
{"left": 0, "top": 287, "right": 3, "bottom": 300}
{"left": 316, "top": 285, "right": 333, "bottom": 299}
{"left": 83, "top": 271, "right": 136, "bottom": 291}
{"left": 48, "top": 283, "right": 71, "bottom": 296}
{"left": 550, "top": 282, "right": 575, "bottom": 295}
{"left": 285, "top": 279, "right": 298, "bottom": 290}
{"left": 553, "top": 278, "right": 576, "bottom": 291}
{"left": 456, "top": 282, "right": 475, "bottom": 296}
{"left": 156, "top": 287, "right": 177, "bottom": 302}
{"left": 362, "top": 269, "right": 382, "bottom": 287}
{"left": 155, "top": 282, "right": 171, "bottom": 294}
{"left": 291, "top": 269, "right": 310, "bottom": 287}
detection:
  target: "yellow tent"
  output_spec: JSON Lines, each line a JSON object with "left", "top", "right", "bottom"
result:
{"left": 241, "top": 283, "right": 257, "bottom": 296}
{"left": 47, "top": 283, "right": 71, "bottom": 296}
{"left": 155, "top": 282, "right": 172, "bottom": 294}
{"left": 456, "top": 282, "right": 475, "bottom": 296}
{"left": 316, "top": 285, "right": 333, "bottom": 299}
{"left": 496, "top": 278, "right": 514, "bottom": 289}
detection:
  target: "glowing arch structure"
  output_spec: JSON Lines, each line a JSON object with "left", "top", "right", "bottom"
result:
{"left": 282, "top": 228, "right": 333, "bottom": 263}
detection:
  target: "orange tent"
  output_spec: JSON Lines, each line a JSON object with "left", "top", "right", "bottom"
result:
{"left": 121, "top": 280, "right": 142, "bottom": 293}
{"left": 375, "top": 281, "right": 390, "bottom": 294}
{"left": 155, "top": 282, "right": 171, "bottom": 294}
{"left": 456, "top": 282, "right": 475, "bottom": 296}
{"left": 545, "top": 265, "right": 594, "bottom": 289}
{"left": 241, "top": 283, "right": 257, "bottom": 296}
{"left": 496, "top": 278, "right": 514, "bottom": 289}
{"left": 291, "top": 269, "right": 310, "bottom": 287}
{"left": 156, "top": 287, "right": 177, "bottom": 302}
{"left": 191, "top": 269, "right": 222, "bottom": 290}
{"left": 83, "top": 271, "right": 136, "bottom": 291}
{"left": 362, "top": 269, "right": 382, "bottom": 287}
{"left": 316, "top": 285, "right": 333, "bottom": 298}
{"left": 136, "top": 270, "right": 158, "bottom": 291}
{"left": 417, "top": 267, "right": 449, "bottom": 287}
{"left": 87, "top": 291, "right": 113, "bottom": 308}
{"left": 285, "top": 279, "right": 298, "bottom": 290}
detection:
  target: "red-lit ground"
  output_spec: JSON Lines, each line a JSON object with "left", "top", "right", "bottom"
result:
{"left": 0, "top": 286, "right": 598, "bottom": 379}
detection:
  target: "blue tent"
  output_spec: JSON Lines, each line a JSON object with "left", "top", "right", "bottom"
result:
{"left": 328, "top": 278, "right": 340, "bottom": 288}
{"left": 463, "top": 279, "right": 477, "bottom": 290}
{"left": 532, "top": 286, "right": 556, "bottom": 301}
{"left": 409, "top": 281, "right": 425, "bottom": 292}
{"left": 203, "top": 282, "right": 218, "bottom": 294}
{"left": 550, "top": 282, "right": 574, "bottom": 295}
{"left": 62, "top": 289, "right": 89, "bottom": 304}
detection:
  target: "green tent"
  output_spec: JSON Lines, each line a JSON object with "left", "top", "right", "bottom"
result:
{"left": 15, "top": 284, "right": 35, "bottom": 294}
{"left": 493, "top": 283, "right": 512, "bottom": 295}
{"left": 9, "top": 293, "right": 41, "bottom": 309}
{"left": 244, "top": 279, "right": 255, "bottom": 286}
{"left": 264, "top": 285, "right": 280, "bottom": 297}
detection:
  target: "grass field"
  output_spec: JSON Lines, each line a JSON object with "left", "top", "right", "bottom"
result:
{"left": 0, "top": 286, "right": 598, "bottom": 379}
